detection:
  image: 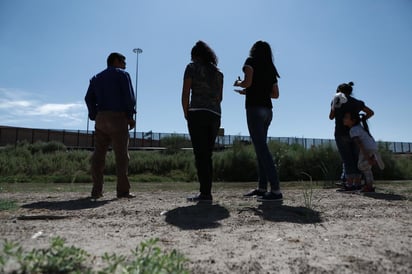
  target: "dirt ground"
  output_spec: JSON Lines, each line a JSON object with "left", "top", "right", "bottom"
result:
{"left": 1, "top": 184, "right": 411, "bottom": 274}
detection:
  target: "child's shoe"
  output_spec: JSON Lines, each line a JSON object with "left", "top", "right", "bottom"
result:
{"left": 360, "top": 185, "right": 375, "bottom": 193}
{"left": 336, "top": 184, "right": 358, "bottom": 192}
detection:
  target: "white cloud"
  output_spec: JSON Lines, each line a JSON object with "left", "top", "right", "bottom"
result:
{"left": 0, "top": 100, "right": 32, "bottom": 109}
{"left": 0, "top": 87, "right": 87, "bottom": 129}
{"left": 30, "top": 103, "right": 83, "bottom": 116}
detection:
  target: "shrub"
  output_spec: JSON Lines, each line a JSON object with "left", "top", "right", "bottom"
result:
{"left": 213, "top": 141, "right": 257, "bottom": 181}
{"left": 0, "top": 200, "right": 18, "bottom": 211}
{"left": 101, "top": 238, "right": 189, "bottom": 274}
{"left": 127, "top": 150, "right": 195, "bottom": 178}
{"left": 0, "top": 237, "right": 90, "bottom": 274}
{"left": 30, "top": 141, "right": 67, "bottom": 154}
{"left": 0, "top": 237, "right": 189, "bottom": 274}
{"left": 0, "top": 140, "right": 411, "bottom": 182}
{"left": 269, "top": 141, "right": 346, "bottom": 182}
{"left": 160, "top": 135, "right": 192, "bottom": 154}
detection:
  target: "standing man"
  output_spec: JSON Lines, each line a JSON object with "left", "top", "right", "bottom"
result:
{"left": 85, "top": 52, "right": 136, "bottom": 199}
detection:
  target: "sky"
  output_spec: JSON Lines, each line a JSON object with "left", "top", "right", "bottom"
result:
{"left": 0, "top": 0, "right": 411, "bottom": 142}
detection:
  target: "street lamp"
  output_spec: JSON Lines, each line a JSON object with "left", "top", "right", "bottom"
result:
{"left": 132, "top": 48, "right": 143, "bottom": 147}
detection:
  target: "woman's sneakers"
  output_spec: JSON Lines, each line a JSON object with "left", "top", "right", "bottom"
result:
{"left": 187, "top": 193, "right": 213, "bottom": 203}
{"left": 244, "top": 189, "right": 283, "bottom": 202}
{"left": 243, "top": 189, "right": 266, "bottom": 197}
{"left": 257, "top": 191, "right": 283, "bottom": 202}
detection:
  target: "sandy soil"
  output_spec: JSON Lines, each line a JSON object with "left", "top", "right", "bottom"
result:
{"left": 1, "top": 186, "right": 411, "bottom": 274}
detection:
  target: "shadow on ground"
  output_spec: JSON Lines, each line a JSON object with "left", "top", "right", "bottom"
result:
{"left": 164, "top": 203, "right": 230, "bottom": 230}
{"left": 240, "top": 204, "right": 322, "bottom": 224}
{"left": 22, "top": 197, "right": 114, "bottom": 211}
{"left": 363, "top": 192, "right": 407, "bottom": 201}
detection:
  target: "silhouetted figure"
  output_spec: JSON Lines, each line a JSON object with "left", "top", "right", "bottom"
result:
{"left": 343, "top": 112, "right": 384, "bottom": 192}
{"left": 85, "top": 52, "right": 136, "bottom": 199}
{"left": 182, "top": 41, "right": 223, "bottom": 202}
{"left": 234, "top": 41, "right": 282, "bottom": 202}
{"left": 329, "top": 82, "right": 374, "bottom": 192}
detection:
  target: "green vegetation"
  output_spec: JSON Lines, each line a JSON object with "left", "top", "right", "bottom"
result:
{"left": 0, "top": 237, "right": 89, "bottom": 274}
{"left": 101, "top": 238, "right": 188, "bottom": 274}
{"left": 0, "top": 200, "right": 18, "bottom": 211}
{"left": 160, "top": 135, "right": 192, "bottom": 154}
{"left": 301, "top": 172, "right": 315, "bottom": 209}
{"left": 0, "top": 237, "right": 189, "bottom": 274}
{"left": 0, "top": 140, "right": 411, "bottom": 184}
{"left": 0, "top": 141, "right": 91, "bottom": 184}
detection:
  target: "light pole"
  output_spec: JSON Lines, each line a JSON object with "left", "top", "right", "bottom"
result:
{"left": 132, "top": 48, "right": 143, "bottom": 147}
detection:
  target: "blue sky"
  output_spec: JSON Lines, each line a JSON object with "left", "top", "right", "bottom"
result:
{"left": 1, "top": 0, "right": 411, "bottom": 142}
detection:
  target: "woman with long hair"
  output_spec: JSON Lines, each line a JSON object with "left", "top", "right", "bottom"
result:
{"left": 182, "top": 41, "right": 223, "bottom": 202}
{"left": 234, "top": 41, "right": 282, "bottom": 201}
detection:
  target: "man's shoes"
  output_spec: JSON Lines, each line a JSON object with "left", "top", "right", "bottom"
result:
{"left": 257, "top": 192, "right": 283, "bottom": 202}
{"left": 187, "top": 193, "right": 213, "bottom": 203}
{"left": 117, "top": 193, "right": 136, "bottom": 199}
{"left": 243, "top": 189, "right": 266, "bottom": 197}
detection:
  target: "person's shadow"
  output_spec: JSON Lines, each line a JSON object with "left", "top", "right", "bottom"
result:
{"left": 164, "top": 203, "right": 230, "bottom": 230}
{"left": 241, "top": 203, "right": 322, "bottom": 224}
{"left": 22, "top": 197, "right": 113, "bottom": 211}
{"left": 362, "top": 192, "right": 406, "bottom": 201}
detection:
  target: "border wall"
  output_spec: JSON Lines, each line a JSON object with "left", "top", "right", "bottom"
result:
{"left": 1, "top": 126, "right": 411, "bottom": 153}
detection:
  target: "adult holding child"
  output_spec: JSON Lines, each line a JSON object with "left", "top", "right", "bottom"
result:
{"left": 234, "top": 41, "right": 282, "bottom": 202}
{"left": 329, "top": 82, "right": 374, "bottom": 191}
{"left": 182, "top": 41, "right": 224, "bottom": 202}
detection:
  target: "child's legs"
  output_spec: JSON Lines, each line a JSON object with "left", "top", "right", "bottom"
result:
{"left": 358, "top": 151, "right": 374, "bottom": 186}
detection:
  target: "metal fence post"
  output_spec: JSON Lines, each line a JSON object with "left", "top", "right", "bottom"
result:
{"left": 15, "top": 128, "right": 18, "bottom": 146}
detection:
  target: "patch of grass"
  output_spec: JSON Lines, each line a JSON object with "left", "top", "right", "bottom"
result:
{"left": 301, "top": 172, "right": 315, "bottom": 210}
{"left": 0, "top": 174, "right": 92, "bottom": 184}
{"left": 101, "top": 238, "right": 189, "bottom": 274}
{"left": 0, "top": 237, "right": 90, "bottom": 274}
{"left": 0, "top": 182, "right": 92, "bottom": 193}
{"left": 0, "top": 200, "right": 18, "bottom": 211}
{"left": 0, "top": 237, "right": 189, "bottom": 274}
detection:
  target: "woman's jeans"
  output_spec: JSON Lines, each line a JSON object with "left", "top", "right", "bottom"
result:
{"left": 188, "top": 110, "right": 220, "bottom": 195}
{"left": 247, "top": 107, "right": 280, "bottom": 191}
{"left": 335, "top": 134, "right": 360, "bottom": 180}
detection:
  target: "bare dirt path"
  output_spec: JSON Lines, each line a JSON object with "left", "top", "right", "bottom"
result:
{"left": 1, "top": 187, "right": 411, "bottom": 273}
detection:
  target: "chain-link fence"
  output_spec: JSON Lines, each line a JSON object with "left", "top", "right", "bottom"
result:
{"left": 1, "top": 126, "right": 411, "bottom": 153}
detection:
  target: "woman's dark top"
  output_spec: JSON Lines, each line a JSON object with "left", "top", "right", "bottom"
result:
{"left": 243, "top": 57, "right": 278, "bottom": 109}
{"left": 184, "top": 62, "right": 223, "bottom": 116}
{"left": 334, "top": 95, "right": 365, "bottom": 136}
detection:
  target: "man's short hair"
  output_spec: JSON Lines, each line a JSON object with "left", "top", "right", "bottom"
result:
{"left": 107, "top": 52, "right": 125, "bottom": 66}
